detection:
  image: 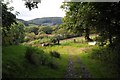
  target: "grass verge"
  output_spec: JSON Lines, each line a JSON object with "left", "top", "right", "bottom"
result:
{"left": 2, "top": 45, "right": 68, "bottom": 78}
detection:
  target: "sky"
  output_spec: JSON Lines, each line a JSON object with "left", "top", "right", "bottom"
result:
{"left": 9, "top": 0, "right": 66, "bottom": 21}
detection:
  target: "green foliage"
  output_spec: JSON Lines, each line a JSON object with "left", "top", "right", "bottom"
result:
{"left": 2, "top": 2, "right": 17, "bottom": 46}
{"left": 47, "top": 61, "right": 58, "bottom": 69}
{"left": 50, "top": 51, "right": 60, "bottom": 58}
{"left": 24, "top": 36, "right": 30, "bottom": 42}
{"left": 25, "top": 26, "right": 39, "bottom": 35}
{"left": 11, "top": 22, "right": 25, "bottom": 43}
{"left": 2, "top": 2, "right": 16, "bottom": 30}
{"left": 17, "top": 19, "right": 29, "bottom": 26}
{"left": 80, "top": 51, "right": 119, "bottom": 78}
{"left": 50, "top": 36, "right": 58, "bottom": 43}
{"left": 2, "top": 22, "right": 25, "bottom": 46}
{"left": 40, "top": 37, "right": 51, "bottom": 43}
{"left": 25, "top": 46, "right": 49, "bottom": 65}
{"left": 24, "top": 32, "right": 36, "bottom": 41}
{"left": 90, "top": 44, "right": 120, "bottom": 66}
{"left": 61, "top": 2, "right": 120, "bottom": 45}
{"left": 39, "top": 26, "right": 53, "bottom": 34}
{"left": 3, "top": 45, "right": 66, "bottom": 78}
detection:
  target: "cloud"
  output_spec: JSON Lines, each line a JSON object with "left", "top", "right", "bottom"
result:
{"left": 10, "top": 0, "right": 65, "bottom": 21}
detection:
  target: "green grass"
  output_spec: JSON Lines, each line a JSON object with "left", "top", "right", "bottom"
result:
{"left": 2, "top": 45, "right": 68, "bottom": 78}
{"left": 60, "top": 40, "right": 88, "bottom": 48}
{"left": 3, "top": 34, "right": 119, "bottom": 78}
{"left": 39, "top": 45, "right": 69, "bottom": 77}
{"left": 79, "top": 47, "right": 119, "bottom": 78}
{"left": 59, "top": 38, "right": 119, "bottom": 78}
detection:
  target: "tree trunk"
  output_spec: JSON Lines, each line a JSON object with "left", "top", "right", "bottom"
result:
{"left": 109, "top": 34, "right": 112, "bottom": 44}
{"left": 85, "top": 28, "right": 93, "bottom": 41}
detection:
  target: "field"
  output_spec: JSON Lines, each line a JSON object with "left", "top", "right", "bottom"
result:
{"left": 2, "top": 35, "right": 119, "bottom": 78}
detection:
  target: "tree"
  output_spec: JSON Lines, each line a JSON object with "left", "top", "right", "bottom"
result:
{"left": 90, "top": 2, "right": 120, "bottom": 45}
{"left": 2, "top": 2, "right": 17, "bottom": 45}
{"left": 39, "top": 26, "right": 53, "bottom": 34}
{"left": 11, "top": 22, "right": 25, "bottom": 44}
{"left": 2, "top": 2, "right": 16, "bottom": 36}
{"left": 2, "top": 2, "right": 26, "bottom": 46}
{"left": 61, "top": 2, "right": 93, "bottom": 41}
{"left": 25, "top": 26, "right": 39, "bottom": 35}
{"left": 2, "top": 22, "right": 25, "bottom": 45}
{"left": 24, "top": 0, "right": 41, "bottom": 10}
{"left": 61, "top": 2, "right": 120, "bottom": 44}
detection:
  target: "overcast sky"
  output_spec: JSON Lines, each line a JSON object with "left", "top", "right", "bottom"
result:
{"left": 9, "top": 0, "right": 66, "bottom": 21}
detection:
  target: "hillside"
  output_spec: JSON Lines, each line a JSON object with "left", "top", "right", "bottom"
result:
{"left": 27, "top": 17, "right": 63, "bottom": 26}
{"left": 16, "top": 19, "right": 29, "bottom": 26}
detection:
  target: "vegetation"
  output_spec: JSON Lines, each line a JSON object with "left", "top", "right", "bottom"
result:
{"left": 2, "top": 1, "right": 120, "bottom": 78}
{"left": 50, "top": 51, "right": 61, "bottom": 59}
{"left": 61, "top": 2, "right": 120, "bottom": 44}
{"left": 79, "top": 46, "right": 119, "bottom": 78}
{"left": 2, "top": 45, "right": 68, "bottom": 78}
{"left": 28, "top": 17, "right": 63, "bottom": 26}
{"left": 17, "top": 19, "right": 29, "bottom": 26}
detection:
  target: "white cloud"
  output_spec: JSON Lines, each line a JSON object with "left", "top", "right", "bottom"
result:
{"left": 9, "top": 0, "right": 65, "bottom": 21}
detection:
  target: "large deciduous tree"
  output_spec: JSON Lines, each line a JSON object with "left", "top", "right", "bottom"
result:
{"left": 61, "top": 2, "right": 94, "bottom": 41}
{"left": 61, "top": 2, "right": 120, "bottom": 45}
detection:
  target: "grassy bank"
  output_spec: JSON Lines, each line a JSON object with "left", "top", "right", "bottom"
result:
{"left": 2, "top": 45, "right": 68, "bottom": 78}
{"left": 79, "top": 46, "right": 119, "bottom": 78}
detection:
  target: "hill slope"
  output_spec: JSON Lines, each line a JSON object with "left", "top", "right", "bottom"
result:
{"left": 16, "top": 19, "right": 29, "bottom": 26}
{"left": 27, "top": 17, "right": 63, "bottom": 26}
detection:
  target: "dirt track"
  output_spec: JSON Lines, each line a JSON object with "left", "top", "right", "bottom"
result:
{"left": 64, "top": 47, "right": 91, "bottom": 79}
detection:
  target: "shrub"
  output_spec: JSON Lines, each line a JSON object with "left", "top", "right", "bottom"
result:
{"left": 40, "top": 37, "right": 51, "bottom": 43}
{"left": 25, "top": 46, "right": 59, "bottom": 69}
{"left": 47, "top": 62, "right": 58, "bottom": 69}
{"left": 50, "top": 37, "right": 57, "bottom": 43}
{"left": 25, "top": 47, "right": 46, "bottom": 65}
{"left": 25, "top": 33, "right": 36, "bottom": 41}
{"left": 29, "top": 40, "right": 40, "bottom": 44}
{"left": 50, "top": 51, "right": 60, "bottom": 59}
{"left": 25, "top": 47, "right": 39, "bottom": 65}
{"left": 24, "top": 36, "right": 30, "bottom": 42}
{"left": 90, "top": 46, "right": 120, "bottom": 65}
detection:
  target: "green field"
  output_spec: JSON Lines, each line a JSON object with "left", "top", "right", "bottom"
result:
{"left": 2, "top": 36, "right": 119, "bottom": 78}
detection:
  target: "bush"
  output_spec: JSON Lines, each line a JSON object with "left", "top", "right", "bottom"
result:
{"left": 50, "top": 37, "right": 57, "bottom": 43}
{"left": 90, "top": 46, "right": 120, "bottom": 65}
{"left": 47, "top": 62, "right": 58, "bottom": 69}
{"left": 29, "top": 40, "right": 40, "bottom": 44}
{"left": 40, "top": 37, "right": 51, "bottom": 43}
{"left": 50, "top": 51, "right": 60, "bottom": 59}
{"left": 24, "top": 36, "right": 30, "bottom": 42}
{"left": 25, "top": 47, "right": 47, "bottom": 65}
{"left": 25, "top": 47, "right": 59, "bottom": 69}
{"left": 25, "top": 33, "right": 36, "bottom": 41}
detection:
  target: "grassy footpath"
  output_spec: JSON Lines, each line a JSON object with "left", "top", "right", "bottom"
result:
{"left": 60, "top": 39, "right": 119, "bottom": 78}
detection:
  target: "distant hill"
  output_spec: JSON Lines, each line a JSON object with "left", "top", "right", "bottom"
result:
{"left": 16, "top": 19, "right": 29, "bottom": 26}
{"left": 27, "top": 17, "right": 63, "bottom": 26}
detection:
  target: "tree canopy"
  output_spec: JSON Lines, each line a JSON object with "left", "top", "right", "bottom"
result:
{"left": 2, "top": 2, "right": 25, "bottom": 46}
{"left": 61, "top": 2, "right": 120, "bottom": 45}
{"left": 24, "top": 0, "right": 41, "bottom": 10}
